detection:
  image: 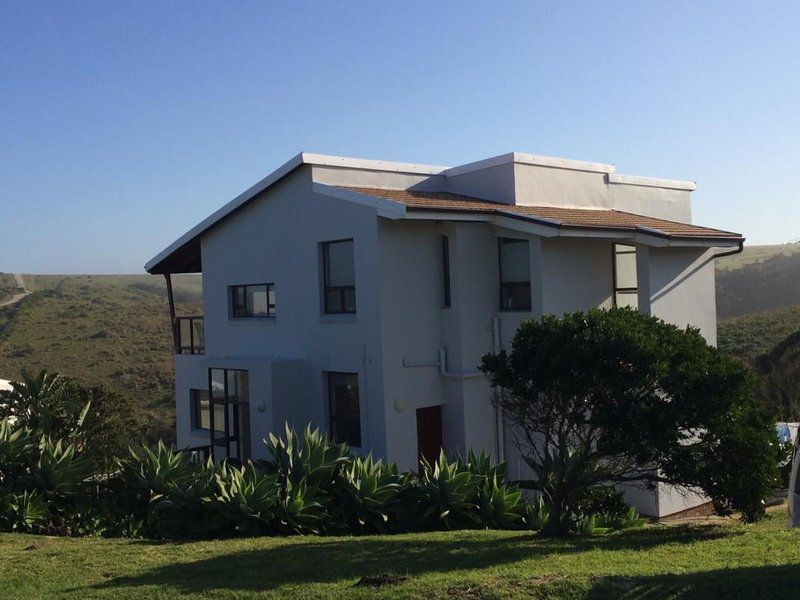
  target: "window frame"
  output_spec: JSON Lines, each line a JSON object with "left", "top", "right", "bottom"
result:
{"left": 612, "top": 243, "right": 638, "bottom": 308}
{"left": 327, "top": 371, "right": 361, "bottom": 448}
{"left": 230, "top": 283, "right": 275, "bottom": 319}
{"left": 498, "top": 237, "right": 532, "bottom": 311}
{"left": 321, "top": 239, "right": 356, "bottom": 315}
{"left": 442, "top": 235, "right": 451, "bottom": 308}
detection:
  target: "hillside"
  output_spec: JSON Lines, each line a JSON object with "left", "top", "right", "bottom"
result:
{"left": 716, "top": 241, "right": 800, "bottom": 272}
{"left": 0, "top": 274, "right": 201, "bottom": 441}
{"left": 716, "top": 246, "right": 800, "bottom": 318}
{"left": 717, "top": 304, "right": 800, "bottom": 362}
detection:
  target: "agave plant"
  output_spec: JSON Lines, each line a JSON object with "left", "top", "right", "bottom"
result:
{"left": 207, "top": 462, "right": 280, "bottom": 534}
{"left": 32, "top": 437, "right": 91, "bottom": 498}
{"left": 265, "top": 424, "right": 350, "bottom": 490}
{"left": 120, "top": 441, "right": 196, "bottom": 502}
{"left": 153, "top": 457, "right": 217, "bottom": 537}
{"left": 0, "top": 489, "right": 47, "bottom": 532}
{"left": 477, "top": 475, "right": 526, "bottom": 529}
{"left": 525, "top": 495, "right": 550, "bottom": 531}
{"left": 0, "top": 417, "right": 34, "bottom": 485}
{"left": 417, "top": 450, "right": 481, "bottom": 529}
{"left": 332, "top": 454, "right": 406, "bottom": 533}
{"left": 273, "top": 477, "right": 328, "bottom": 535}
{"left": 461, "top": 449, "right": 507, "bottom": 483}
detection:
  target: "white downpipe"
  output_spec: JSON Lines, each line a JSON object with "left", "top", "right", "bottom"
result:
{"left": 402, "top": 348, "right": 483, "bottom": 379}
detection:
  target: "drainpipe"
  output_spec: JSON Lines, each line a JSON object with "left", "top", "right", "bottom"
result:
{"left": 491, "top": 314, "right": 505, "bottom": 462}
{"left": 712, "top": 240, "right": 744, "bottom": 259}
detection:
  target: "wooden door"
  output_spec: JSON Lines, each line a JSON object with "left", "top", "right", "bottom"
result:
{"left": 416, "top": 405, "right": 443, "bottom": 472}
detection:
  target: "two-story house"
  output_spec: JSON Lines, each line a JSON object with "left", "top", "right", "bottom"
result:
{"left": 145, "top": 151, "right": 743, "bottom": 518}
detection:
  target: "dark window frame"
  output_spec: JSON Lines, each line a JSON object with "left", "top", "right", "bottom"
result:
{"left": 498, "top": 237, "right": 532, "bottom": 311}
{"left": 612, "top": 243, "right": 638, "bottom": 308}
{"left": 208, "top": 368, "right": 251, "bottom": 461}
{"left": 230, "top": 283, "right": 275, "bottom": 319}
{"left": 442, "top": 235, "right": 451, "bottom": 308}
{"left": 327, "top": 371, "right": 361, "bottom": 447}
{"left": 322, "top": 239, "right": 356, "bottom": 315}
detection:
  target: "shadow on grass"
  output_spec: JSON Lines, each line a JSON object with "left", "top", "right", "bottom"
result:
{"left": 88, "top": 524, "right": 739, "bottom": 594}
{"left": 587, "top": 564, "right": 800, "bottom": 599}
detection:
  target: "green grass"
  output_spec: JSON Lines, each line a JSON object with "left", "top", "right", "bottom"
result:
{"left": 0, "top": 274, "right": 201, "bottom": 441}
{"left": 1, "top": 507, "right": 799, "bottom": 599}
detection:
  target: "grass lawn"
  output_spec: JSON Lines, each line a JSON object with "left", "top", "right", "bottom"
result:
{"left": 1, "top": 507, "right": 799, "bottom": 599}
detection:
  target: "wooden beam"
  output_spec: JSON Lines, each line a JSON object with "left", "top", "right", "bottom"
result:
{"left": 164, "top": 273, "right": 178, "bottom": 354}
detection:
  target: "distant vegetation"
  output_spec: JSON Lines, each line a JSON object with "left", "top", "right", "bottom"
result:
{"left": 716, "top": 248, "right": 800, "bottom": 318}
{"left": 0, "top": 274, "right": 201, "bottom": 442}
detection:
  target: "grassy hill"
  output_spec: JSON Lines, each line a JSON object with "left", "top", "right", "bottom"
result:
{"left": 0, "top": 274, "right": 201, "bottom": 441}
{"left": 718, "top": 304, "right": 800, "bottom": 362}
{"left": 716, "top": 244, "right": 800, "bottom": 319}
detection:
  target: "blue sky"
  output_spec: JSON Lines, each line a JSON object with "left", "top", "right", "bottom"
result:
{"left": 1, "top": 1, "right": 798, "bottom": 273}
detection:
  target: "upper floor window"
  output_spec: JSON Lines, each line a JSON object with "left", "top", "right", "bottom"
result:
{"left": 442, "top": 235, "right": 451, "bottom": 308}
{"left": 327, "top": 372, "right": 361, "bottom": 447}
{"left": 231, "top": 284, "right": 275, "bottom": 318}
{"left": 322, "top": 239, "right": 356, "bottom": 314}
{"left": 499, "top": 238, "right": 531, "bottom": 311}
{"left": 613, "top": 244, "right": 638, "bottom": 309}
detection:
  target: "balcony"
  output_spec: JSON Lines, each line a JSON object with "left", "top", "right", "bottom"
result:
{"left": 176, "top": 316, "right": 204, "bottom": 355}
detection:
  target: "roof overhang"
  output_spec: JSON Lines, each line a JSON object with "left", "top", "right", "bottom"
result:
{"left": 145, "top": 153, "right": 448, "bottom": 274}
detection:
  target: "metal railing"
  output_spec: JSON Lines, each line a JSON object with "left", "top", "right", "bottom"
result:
{"left": 176, "top": 316, "right": 205, "bottom": 355}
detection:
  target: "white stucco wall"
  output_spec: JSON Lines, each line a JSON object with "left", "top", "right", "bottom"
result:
{"left": 176, "top": 166, "right": 387, "bottom": 459}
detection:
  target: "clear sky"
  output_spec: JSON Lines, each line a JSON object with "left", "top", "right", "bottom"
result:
{"left": 1, "top": 1, "right": 798, "bottom": 274}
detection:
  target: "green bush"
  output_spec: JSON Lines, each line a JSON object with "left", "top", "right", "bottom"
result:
{"left": 0, "top": 415, "right": 648, "bottom": 539}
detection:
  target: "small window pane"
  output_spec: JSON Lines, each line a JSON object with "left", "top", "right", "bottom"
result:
{"left": 268, "top": 286, "right": 276, "bottom": 315}
{"left": 326, "top": 240, "right": 355, "bottom": 287}
{"left": 247, "top": 285, "right": 269, "bottom": 317}
{"left": 614, "top": 246, "right": 637, "bottom": 290}
{"left": 500, "top": 239, "right": 530, "bottom": 283}
{"left": 615, "top": 290, "right": 638, "bottom": 309}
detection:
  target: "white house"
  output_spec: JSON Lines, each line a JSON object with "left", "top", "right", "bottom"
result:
{"left": 145, "top": 151, "right": 743, "bottom": 518}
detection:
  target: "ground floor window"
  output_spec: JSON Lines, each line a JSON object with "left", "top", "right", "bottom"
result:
{"left": 327, "top": 372, "right": 361, "bottom": 447}
{"left": 191, "top": 388, "right": 223, "bottom": 432}
{"left": 209, "top": 368, "right": 251, "bottom": 460}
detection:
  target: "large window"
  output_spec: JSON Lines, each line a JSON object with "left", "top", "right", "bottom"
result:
{"left": 327, "top": 372, "right": 361, "bottom": 447}
{"left": 209, "top": 368, "right": 251, "bottom": 460}
{"left": 322, "top": 239, "right": 356, "bottom": 314}
{"left": 231, "top": 284, "right": 275, "bottom": 318}
{"left": 191, "top": 388, "right": 222, "bottom": 432}
{"left": 613, "top": 244, "right": 638, "bottom": 309}
{"left": 499, "top": 238, "right": 531, "bottom": 311}
{"left": 442, "top": 235, "right": 451, "bottom": 308}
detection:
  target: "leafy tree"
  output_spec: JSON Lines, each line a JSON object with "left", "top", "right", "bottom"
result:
{"left": 0, "top": 369, "right": 139, "bottom": 470}
{"left": 480, "top": 308, "right": 778, "bottom": 536}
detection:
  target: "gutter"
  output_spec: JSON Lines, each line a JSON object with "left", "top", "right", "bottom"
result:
{"left": 712, "top": 240, "right": 744, "bottom": 259}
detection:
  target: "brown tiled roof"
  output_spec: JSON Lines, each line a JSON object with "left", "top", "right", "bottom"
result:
{"left": 341, "top": 187, "right": 742, "bottom": 240}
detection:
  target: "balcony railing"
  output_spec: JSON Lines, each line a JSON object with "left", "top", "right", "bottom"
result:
{"left": 176, "top": 316, "right": 204, "bottom": 355}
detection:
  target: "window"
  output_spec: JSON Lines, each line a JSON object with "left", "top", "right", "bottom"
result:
{"left": 231, "top": 284, "right": 275, "bottom": 318}
{"left": 209, "top": 368, "right": 251, "bottom": 460}
{"left": 191, "top": 388, "right": 222, "bottom": 432}
{"left": 322, "top": 239, "right": 356, "bottom": 314}
{"left": 498, "top": 238, "right": 531, "bottom": 311}
{"left": 328, "top": 372, "right": 361, "bottom": 447}
{"left": 613, "top": 244, "right": 638, "bottom": 309}
{"left": 442, "top": 235, "right": 451, "bottom": 308}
